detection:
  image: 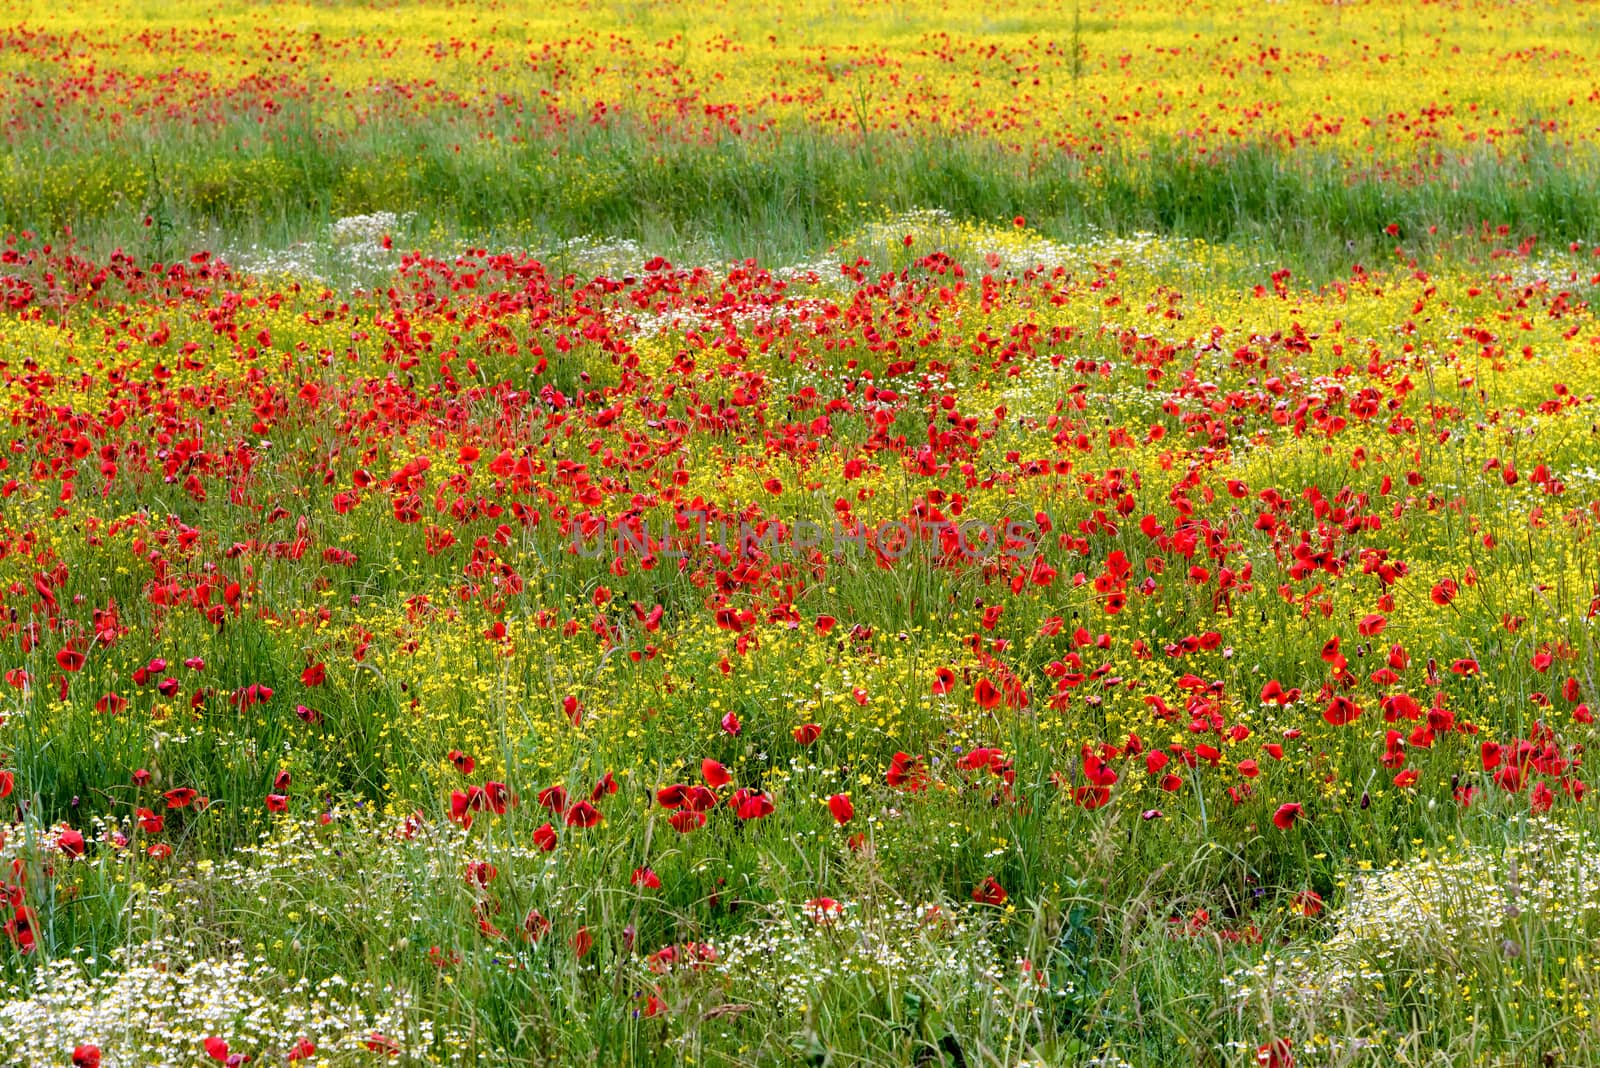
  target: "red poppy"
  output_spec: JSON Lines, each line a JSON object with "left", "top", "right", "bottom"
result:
{"left": 164, "top": 788, "right": 198, "bottom": 809}
{"left": 1322, "top": 696, "right": 1361, "bottom": 726}
{"left": 364, "top": 1033, "right": 401, "bottom": 1056}
{"left": 287, "top": 1038, "right": 316, "bottom": 1062}
{"left": 300, "top": 663, "right": 325, "bottom": 687}
{"left": 1272, "top": 802, "right": 1303, "bottom": 830}
{"left": 932, "top": 667, "right": 956, "bottom": 695}
{"left": 523, "top": 909, "right": 552, "bottom": 941}
{"left": 265, "top": 794, "right": 288, "bottom": 812}
{"left": 632, "top": 867, "right": 661, "bottom": 889}
{"left": 720, "top": 711, "right": 741, "bottom": 736}
{"left": 972, "top": 877, "right": 1008, "bottom": 906}
{"left": 732, "top": 789, "right": 774, "bottom": 820}
{"left": 56, "top": 828, "right": 86, "bottom": 857}
{"left": 973, "top": 677, "right": 1000, "bottom": 709}
{"left": 827, "top": 793, "right": 854, "bottom": 824}
{"left": 669, "top": 809, "right": 705, "bottom": 832}
{"left": 792, "top": 723, "right": 822, "bottom": 746}
{"left": 701, "top": 759, "right": 732, "bottom": 788}
{"left": 564, "top": 801, "right": 603, "bottom": 827}
{"left": 72, "top": 1046, "right": 101, "bottom": 1068}
{"left": 532, "top": 823, "right": 559, "bottom": 851}
{"left": 538, "top": 785, "right": 569, "bottom": 814}
{"left": 1257, "top": 1038, "right": 1294, "bottom": 1068}
{"left": 886, "top": 752, "right": 928, "bottom": 791}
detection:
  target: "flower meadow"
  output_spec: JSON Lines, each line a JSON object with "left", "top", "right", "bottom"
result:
{"left": 6, "top": 1, "right": 1600, "bottom": 1067}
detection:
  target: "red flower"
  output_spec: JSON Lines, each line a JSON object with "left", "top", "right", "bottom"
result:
{"left": 447, "top": 749, "right": 475, "bottom": 775}
{"left": 163, "top": 788, "right": 198, "bottom": 809}
{"left": 827, "top": 793, "right": 854, "bottom": 824}
{"left": 571, "top": 926, "right": 594, "bottom": 957}
{"left": 523, "top": 909, "right": 551, "bottom": 941}
{"left": 300, "top": 663, "right": 325, "bottom": 687}
{"left": 1430, "top": 579, "right": 1457, "bottom": 606}
{"left": 973, "top": 677, "right": 1000, "bottom": 709}
{"left": 972, "top": 877, "right": 1008, "bottom": 906}
{"left": 287, "top": 1038, "right": 316, "bottom": 1062}
{"left": 72, "top": 1046, "right": 101, "bottom": 1068}
{"left": 1257, "top": 1038, "right": 1295, "bottom": 1068}
{"left": 732, "top": 789, "right": 774, "bottom": 820}
{"left": 792, "top": 723, "right": 822, "bottom": 746}
{"left": 56, "top": 828, "right": 86, "bottom": 857}
{"left": 533, "top": 823, "right": 559, "bottom": 851}
{"left": 814, "top": 615, "right": 836, "bottom": 635}
{"left": 1322, "top": 696, "right": 1361, "bottom": 726}
{"left": 720, "top": 710, "right": 741, "bottom": 736}
{"left": 264, "top": 794, "right": 288, "bottom": 813}
{"left": 538, "top": 785, "right": 569, "bottom": 814}
{"left": 932, "top": 666, "right": 956, "bottom": 695}
{"left": 631, "top": 867, "right": 661, "bottom": 889}
{"left": 701, "top": 759, "right": 731, "bottom": 788}
{"left": 203, "top": 1037, "right": 230, "bottom": 1062}
{"left": 1272, "top": 802, "right": 1303, "bottom": 830}
{"left": 364, "top": 1033, "right": 401, "bottom": 1056}
{"left": 886, "top": 751, "right": 928, "bottom": 791}
{"left": 564, "top": 801, "right": 603, "bottom": 828}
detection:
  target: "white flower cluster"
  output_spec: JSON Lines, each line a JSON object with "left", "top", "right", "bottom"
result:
{"left": 705, "top": 898, "right": 1006, "bottom": 1013}
{"left": 0, "top": 942, "right": 472, "bottom": 1067}
{"left": 1223, "top": 817, "right": 1600, "bottom": 1027}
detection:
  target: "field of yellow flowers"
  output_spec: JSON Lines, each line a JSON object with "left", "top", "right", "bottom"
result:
{"left": 4, "top": 1, "right": 1600, "bottom": 1066}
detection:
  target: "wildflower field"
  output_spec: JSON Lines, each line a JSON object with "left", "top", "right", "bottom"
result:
{"left": 5, "top": 0, "right": 1600, "bottom": 1064}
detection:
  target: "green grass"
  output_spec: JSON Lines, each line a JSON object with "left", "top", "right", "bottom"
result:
{"left": 11, "top": 110, "right": 1600, "bottom": 269}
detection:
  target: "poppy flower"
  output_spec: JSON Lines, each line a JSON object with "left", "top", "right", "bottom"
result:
{"left": 701, "top": 759, "right": 731, "bottom": 788}
{"left": 814, "top": 615, "right": 836, "bottom": 635}
{"left": 590, "top": 772, "right": 619, "bottom": 800}
{"left": 1272, "top": 802, "right": 1304, "bottom": 830}
{"left": 364, "top": 1033, "right": 401, "bottom": 1056}
{"left": 523, "top": 909, "right": 551, "bottom": 941}
{"left": 538, "top": 785, "right": 569, "bottom": 814}
{"left": 804, "top": 898, "right": 843, "bottom": 924}
{"left": 669, "top": 809, "right": 705, "bottom": 832}
{"left": 932, "top": 667, "right": 956, "bottom": 695}
{"left": 532, "top": 823, "right": 559, "bottom": 851}
{"left": 564, "top": 801, "right": 603, "bottom": 827}
{"left": 56, "top": 828, "right": 86, "bottom": 857}
{"left": 732, "top": 789, "right": 774, "bottom": 820}
{"left": 203, "top": 1038, "right": 231, "bottom": 1062}
{"left": 1257, "top": 1038, "right": 1295, "bottom": 1068}
{"left": 792, "top": 723, "right": 822, "bottom": 745}
{"left": 300, "top": 663, "right": 325, "bottom": 687}
{"left": 973, "top": 677, "right": 1000, "bottom": 709}
{"left": 72, "top": 1046, "right": 101, "bottom": 1068}
{"left": 572, "top": 926, "right": 594, "bottom": 957}
{"left": 0, "top": 771, "right": 12, "bottom": 799}
{"left": 265, "top": 794, "right": 288, "bottom": 813}
{"left": 1322, "top": 696, "right": 1361, "bottom": 726}
{"left": 886, "top": 751, "right": 928, "bottom": 791}
{"left": 56, "top": 647, "right": 86, "bottom": 672}
{"left": 1290, "top": 890, "right": 1323, "bottom": 917}
{"left": 631, "top": 867, "right": 661, "bottom": 889}
{"left": 1392, "top": 769, "right": 1419, "bottom": 789}
{"left": 164, "top": 788, "right": 198, "bottom": 809}
{"left": 827, "top": 793, "right": 854, "bottom": 824}
{"left": 720, "top": 710, "right": 741, "bottom": 736}
{"left": 972, "top": 877, "right": 1008, "bottom": 906}
{"left": 287, "top": 1038, "right": 316, "bottom": 1062}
